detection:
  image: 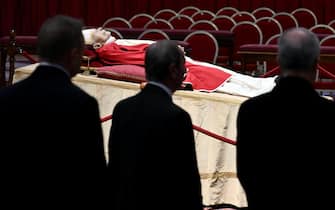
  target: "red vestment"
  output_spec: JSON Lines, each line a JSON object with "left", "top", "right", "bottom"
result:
{"left": 96, "top": 42, "right": 232, "bottom": 92}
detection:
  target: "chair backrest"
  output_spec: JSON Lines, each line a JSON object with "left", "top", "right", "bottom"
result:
{"left": 216, "top": 7, "right": 239, "bottom": 17}
{"left": 291, "top": 8, "right": 318, "bottom": 29}
{"left": 129, "top": 13, "right": 155, "bottom": 28}
{"left": 104, "top": 28, "right": 124, "bottom": 39}
{"left": 310, "top": 24, "right": 335, "bottom": 34}
{"left": 144, "top": 19, "right": 173, "bottom": 29}
{"left": 178, "top": 6, "right": 201, "bottom": 16}
{"left": 137, "top": 29, "right": 170, "bottom": 41}
{"left": 231, "top": 21, "right": 263, "bottom": 45}
{"left": 191, "top": 10, "right": 216, "bottom": 21}
{"left": 256, "top": 17, "right": 283, "bottom": 44}
{"left": 272, "top": 12, "right": 298, "bottom": 31}
{"left": 252, "top": 7, "right": 275, "bottom": 19}
{"left": 211, "top": 15, "right": 236, "bottom": 31}
{"left": 102, "top": 17, "right": 132, "bottom": 28}
{"left": 328, "top": 19, "right": 335, "bottom": 30}
{"left": 231, "top": 21, "right": 263, "bottom": 59}
{"left": 153, "top": 9, "right": 178, "bottom": 20}
{"left": 168, "top": 14, "right": 194, "bottom": 29}
{"left": 265, "top": 33, "right": 281, "bottom": 45}
{"left": 188, "top": 20, "right": 218, "bottom": 31}
{"left": 320, "top": 34, "right": 335, "bottom": 46}
{"left": 231, "top": 11, "right": 256, "bottom": 23}
{"left": 184, "top": 30, "right": 219, "bottom": 64}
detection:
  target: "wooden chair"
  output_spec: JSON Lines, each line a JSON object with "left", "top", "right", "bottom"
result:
{"left": 191, "top": 10, "right": 216, "bottom": 21}
{"left": 184, "top": 30, "right": 219, "bottom": 64}
{"left": 188, "top": 20, "right": 218, "bottom": 31}
{"left": 129, "top": 13, "right": 155, "bottom": 28}
{"left": 252, "top": 7, "right": 275, "bottom": 19}
{"left": 256, "top": 17, "right": 283, "bottom": 44}
{"left": 232, "top": 11, "right": 256, "bottom": 23}
{"left": 310, "top": 24, "right": 335, "bottom": 35}
{"left": 137, "top": 29, "right": 170, "bottom": 41}
{"left": 153, "top": 9, "right": 178, "bottom": 20}
{"left": 272, "top": 12, "right": 298, "bottom": 31}
{"left": 291, "top": 8, "right": 318, "bottom": 29}
{"left": 320, "top": 34, "right": 335, "bottom": 46}
{"left": 144, "top": 19, "right": 173, "bottom": 29}
{"left": 231, "top": 21, "right": 263, "bottom": 72}
{"left": 178, "top": 6, "right": 201, "bottom": 17}
{"left": 216, "top": 7, "right": 239, "bottom": 17}
{"left": 211, "top": 15, "right": 236, "bottom": 31}
{"left": 168, "top": 15, "right": 194, "bottom": 29}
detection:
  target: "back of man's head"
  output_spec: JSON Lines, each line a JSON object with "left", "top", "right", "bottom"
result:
{"left": 37, "top": 15, "right": 84, "bottom": 63}
{"left": 145, "top": 40, "right": 183, "bottom": 82}
{"left": 278, "top": 27, "right": 320, "bottom": 80}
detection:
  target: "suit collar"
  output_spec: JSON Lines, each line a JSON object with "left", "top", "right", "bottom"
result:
{"left": 146, "top": 81, "right": 172, "bottom": 96}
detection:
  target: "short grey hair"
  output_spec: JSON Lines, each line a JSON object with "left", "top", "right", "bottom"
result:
{"left": 278, "top": 27, "right": 320, "bottom": 72}
{"left": 145, "top": 40, "right": 183, "bottom": 82}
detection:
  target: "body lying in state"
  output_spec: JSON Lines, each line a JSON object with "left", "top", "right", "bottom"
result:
{"left": 82, "top": 28, "right": 277, "bottom": 98}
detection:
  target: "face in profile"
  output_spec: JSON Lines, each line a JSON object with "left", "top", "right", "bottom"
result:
{"left": 91, "top": 28, "right": 112, "bottom": 44}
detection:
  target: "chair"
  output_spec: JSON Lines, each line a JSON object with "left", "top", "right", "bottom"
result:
{"left": 129, "top": 13, "right": 155, "bottom": 28}
{"left": 231, "top": 21, "right": 263, "bottom": 72}
{"left": 102, "top": 17, "right": 132, "bottom": 28}
{"left": 191, "top": 10, "right": 216, "bottom": 21}
{"left": 327, "top": 19, "right": 335, "bottom": 30}
{"left": 272, "top": 12, "right": 298, "bottom": 31}
{"left": 144, "top": 19, "right": 173, "bottom": 29}
{"left": 231, "top": 11, "right": 256, "bottom": 23}
{"left": 153, "top": 9, "right": 178, "bottom": 20}
{"left": 188, "top": 20, "right": 218, "bottom": 31}
{"left": 137, "top": 29, "right": 170, "bottom": 41}
{"left": 291, "top": 8, "right": 318, "bottom": 29}
{"left": 104, "top": 28, "right": 123, "bottom": 39}
{"left": 255, "top": 17, "right": 283, "bottom": 44}
{"left": 231, "top": 21, "right": 263, "bottom": 48}
{"left": 310, "top": 24, "right": 335, "bottom": 34}
{"left": 211, "top": 15, "right": 236, "bottom": 31}
{"left": 216, "top": 7, "right": 239, "bottom": 17}
{"left": 265, "top": 33, "right": 281, "bottom": 45}
{"left": 252, "top": 7, "right": 275, "bottom": 19}
{"left": 320, "top": 34, "right": 335, "bottom": 46}
{"left": 168, "top": 15, "right": 194, "bottom": 29}
{"left": 178, "top": 6, "right": 201, "bottom": 16}
{"left": 184, "top": 30, "right": 219, "bottom": 64}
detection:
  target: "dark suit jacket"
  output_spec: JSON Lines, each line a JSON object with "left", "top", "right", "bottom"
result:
{"left": 236, "top": 76, "right": 335, "bottom": 210}
{"left": 0, "top": 65, "right": 106, "bottom": 208}
{"left": 108, "top": 83, "right": 203, "bottom": 210}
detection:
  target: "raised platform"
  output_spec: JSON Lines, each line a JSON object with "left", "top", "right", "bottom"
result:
{"left": 14, "top": 63, "right": 249, "bottom": 208}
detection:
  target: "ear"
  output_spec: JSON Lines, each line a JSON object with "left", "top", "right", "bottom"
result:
{"left": 168, "top": 63, "right": 178, "bottom": 80}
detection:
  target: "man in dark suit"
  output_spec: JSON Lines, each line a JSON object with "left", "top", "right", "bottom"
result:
{"left": 236, "top": 27, "right": 335, "bottom": 210}
{"left": 107, "top": 40, "right": 203, "bottom": 210}
{"left": 0, "top": 15, "right": 106, "bottom": 208}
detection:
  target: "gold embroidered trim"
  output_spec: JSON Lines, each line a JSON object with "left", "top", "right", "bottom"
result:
{"left": 200, "top": 171, "right": 237, "bottom": 179}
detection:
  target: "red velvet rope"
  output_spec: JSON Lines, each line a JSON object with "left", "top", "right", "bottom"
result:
{"left": 21, "top": 50, "right": 38, "bottom": 63}
{"left": 100, "top": 114, "right": 236, "bottom": 145}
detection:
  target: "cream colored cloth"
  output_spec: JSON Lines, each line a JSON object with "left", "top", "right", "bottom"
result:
{"left": 14, "top": 64, "right": 248, "bottom": 208}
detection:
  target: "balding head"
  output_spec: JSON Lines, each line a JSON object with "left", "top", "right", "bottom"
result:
{"left": 278, "top": 27, "right": 319, "bottom": 81}
{"left": 145, "top": 40, "right": 186, "bottom": 92}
